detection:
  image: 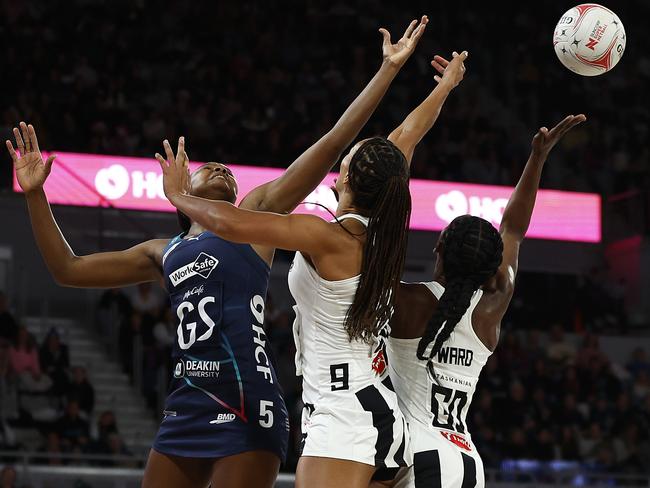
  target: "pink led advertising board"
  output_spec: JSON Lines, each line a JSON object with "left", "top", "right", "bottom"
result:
{"left": 13, "top": 152, "right": 601, "bottom": 242}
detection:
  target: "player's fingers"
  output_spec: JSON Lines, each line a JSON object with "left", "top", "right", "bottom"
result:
{"left": 155, "top": 153, "right": 167, "bottom": 170}
{"left": 431, "top": 59, "right": 446, "bottom": 75}
{"left": 550, "top": 115, "right": 574, "bottom": 136}
{"left": 163, "top": 139, "right": 175, "bottom": 164}
{"left": 433, "top": 54, "right": 449, "bottom": 66}
{"left": 434, "top": 75, "right": 442, "bottom": 84}
{"left": 13, "top": 127, "right": 25, "bottom": 154}
{"left": 177, "top": 136, "right": 185, "bottom": 164}
{"left": 378, "top": 28, "right": 391, "bottom": 48}
{"left": 403, "top": 19, "right": 418, "bottom": 39}
{"left": 28, "top": 124, "right": 40, "bottom": 152}
{"left": 411, "top": 22, "right": 427, "bottom": 43}
{"left": 434, "top": 55, "right": 450, "bottom": 67}
{"left": 44, "top": 155, "right": 57, "bottom": 175}
{"left": 19, "top": 122, "right": 31, "bottom": 152}
{"left": 6, "top": 140, "right": 18, "bottom": 163}
{"left": 458, "top": 50, "right": 469, "bottom": 62}
{"left": 562, "top": 115, "right": 587, "bottom": 135}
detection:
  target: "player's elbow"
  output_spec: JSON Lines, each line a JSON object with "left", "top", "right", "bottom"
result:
{"left": 50, "top": 257, "right": 85, "bottom": 287}
{"left": 51, "top": 267, "right": 76, "bottom": 287}
{"left": 499, "top": 223, "right": 526, "bottom": 243}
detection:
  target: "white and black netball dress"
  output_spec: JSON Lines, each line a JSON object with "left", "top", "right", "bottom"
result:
{"left": 388, "top": 281, "right": 491, "bottom": 488}
{"left": 153, "top": 231, "right": 289, "bottom": 460}
{"left": 288, "top": 214, "right": 411, "bottom": 473}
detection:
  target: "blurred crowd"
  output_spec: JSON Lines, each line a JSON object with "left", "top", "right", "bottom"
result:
{"left": 0, "top": 292, "right": 134, "bottom": 469}
{"left": 471, "top": 329, "right": 650, "bottom": 475}
{"left": 0, "top": 0, "right": 648, "bottom": 198}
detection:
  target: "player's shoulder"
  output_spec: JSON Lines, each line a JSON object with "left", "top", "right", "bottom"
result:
{"left": 396, "top": 282, "right": 438, "bottom": 309}
{"left": 392, "top": 282, "right": 438, "bottom": 338}
{"left": 139, "top": 238, "right": 175, "bottom": 263}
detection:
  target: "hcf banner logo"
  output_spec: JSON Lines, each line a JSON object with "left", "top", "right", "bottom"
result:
{"left": 13, "top": 152, "right": 601, "bottom": 243}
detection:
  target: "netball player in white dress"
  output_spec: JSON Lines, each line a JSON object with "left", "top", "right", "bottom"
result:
{"left": 381, "top": 114, "right": 587, "bottom": 488}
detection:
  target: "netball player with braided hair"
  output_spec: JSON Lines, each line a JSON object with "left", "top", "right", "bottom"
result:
{"left": 377, "top": 114, "right": 586, "bottom": 488}
{"left": 7, "top": 17, "right": 427, "bottom": 488}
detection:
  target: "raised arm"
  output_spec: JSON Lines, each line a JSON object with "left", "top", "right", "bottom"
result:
{"left": 7, "top": 123, "right": 165, "bottom": 288}
{"left": 158, "top": 138, "right": 336, "bottom": 255}
{"left": 496, "top": 114, "right": 587, "bottom": 295}
{"left": 388, "top": 50, "right": 467, "bottom": 165}
{"left": 240, "top": 16, "right": 429, "bottom": 214}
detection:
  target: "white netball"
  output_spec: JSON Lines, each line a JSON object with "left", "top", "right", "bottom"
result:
{"left": 553, "top": 3, "right": 626, "bottom": 76}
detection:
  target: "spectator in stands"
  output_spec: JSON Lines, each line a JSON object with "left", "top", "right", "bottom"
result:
{"left": 506, "top": 380, "right": 529, "bottom": 428}
{"left": 631, "top": 368, "right": 650, "bottom": 400}
{"left": 0, "top": 292, "right": 18, "bottom": 344}
{"left": 128, "top": 283, "right": 163, "bottom": 319}
{"left": 556, "top": 393, "right": 586, "bottom": 428}
{"left": 531, "top": 428, "right": 555, "bottom": 461}
{"left": 9, "top": 326, "right": 51, "bottom": 393}
{"left": 66, "top": 367, "right": 94, "bottom": 416}
{"left": 95, "top": 433, "right": 135, "bottom": 468}
{"left": 92, "top": 410, "right": 134, "bottom": 467}
{"left": 591, "top": 444, "right": 617, "bottom": 473}
{"left": 40, "top": 431, "right": 64, "bottom": 466}
{"left": 580, "top": 422, "right": 605, "bottom": 462}
{"left": 153, "top": 307, "right": 174, "bottom": 351}
{"left": 118, "top": 311, "right": 141, "bottom": 375}
{"left": 503, "top": 427, "right": 530, "bottom": 459}
{"left": 558, "top": 425, "right": 581, "bottom": 461}
{"left": 613, "top": 423, "right": 645, "bottom": 473}
{"left": 54, "top": 400, "right": 89, "bottom": 452}
{"left": 576, "top": 333, "right": 609, "bottom": 371}
{"left": 0, "top": 465, "right": 17, "bottom": 488}
{"left": 95, "top": 288, "right": 131, "bottom": 343}
{"left": 561, "top": 366, "right": 582, "bottom": 400}
{"left": 94, "top": 410, "right": 119, "bottom": 444}
{"left": 0, "top": 339, "right": 19, "bottom": 427}
{"left": 39, "top": 328, "right": 70, "bottom": 395}
{"left": 546, "top": 323, "right": 577, "bottom": 368}
{"left": 627, "top": 347, "right": 650, "bottom": 378}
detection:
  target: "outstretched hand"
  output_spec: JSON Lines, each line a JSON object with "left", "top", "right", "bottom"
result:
{"left": 155, "top": 137, "right": 190, "bottom": 202}
{"left": 6, "top": 122, "right": 56, "bottom": 194}
{"left": 531, "top": 114, "right": 587, "bottom": 157}
{"left": 379, "top": 15, "right": 428, "bottom": 68}
{"left": 430, "top": 51, "right": 468, "bottom": 89}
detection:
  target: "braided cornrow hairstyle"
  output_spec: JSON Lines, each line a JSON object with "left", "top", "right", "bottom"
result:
{"left": 344, "top": 137, "right": 411, "bottom": 343}
{"left": 417, "top": 215, "right": 504, "bottom": 361}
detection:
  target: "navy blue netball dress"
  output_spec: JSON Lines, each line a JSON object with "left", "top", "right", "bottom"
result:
{"left": 153, "top": 232, "right": 289, "bottom": 460}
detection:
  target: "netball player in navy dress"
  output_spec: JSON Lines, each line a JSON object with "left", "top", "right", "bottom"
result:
{"left": 7, "top": 19, "right": 426, "bottom": 487}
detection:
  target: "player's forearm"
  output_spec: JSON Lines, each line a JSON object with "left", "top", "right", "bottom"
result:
{"left": 170, "top": 193, "right": 243, "bottom": 242}
{"left": 397, "top": 81, "right": 453, "bottom": 142}
{"left": 323, "top": 60, "right": 401, "bottom": 154}
{"left": 499, "top": 151, "right": 547, "bottom": 240}
{"left": 253, "top": 60, "right": 402, "bottom": 214}
{"left": 24, "top": 189, "right": 81, "bottom": 283}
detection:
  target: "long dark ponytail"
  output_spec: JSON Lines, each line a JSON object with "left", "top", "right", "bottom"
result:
{"left": 344, "top": 137, "right": 411, "bottom": 343}
{"left": 417, "top": 215, "right": 503, "bottom": 360}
